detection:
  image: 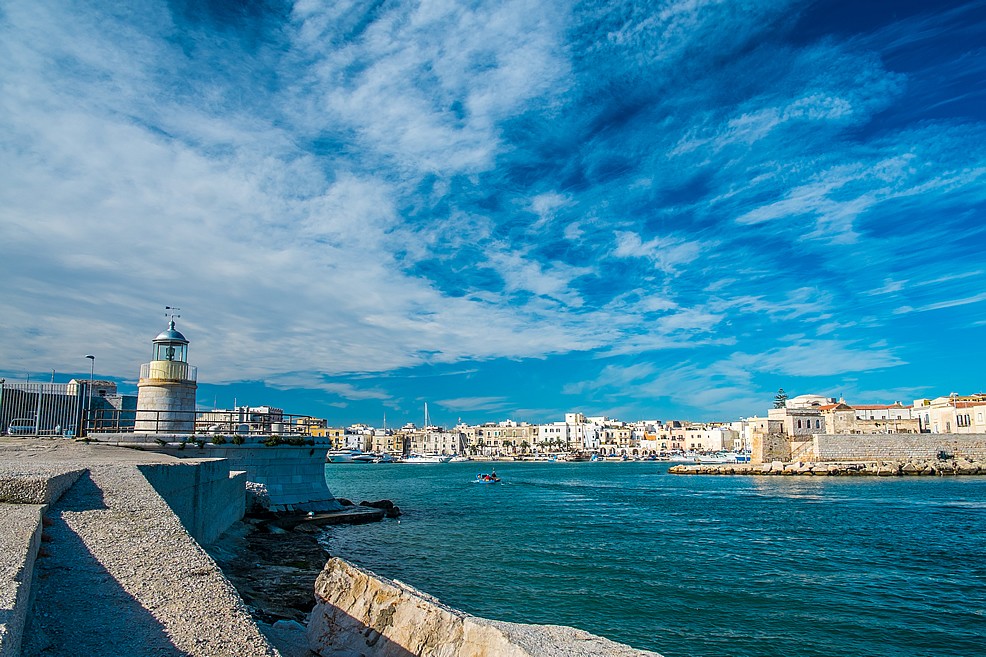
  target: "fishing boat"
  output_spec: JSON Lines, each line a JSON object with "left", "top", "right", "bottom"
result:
{"left": 473, "top": 472, "right": 501, "bottom": 484}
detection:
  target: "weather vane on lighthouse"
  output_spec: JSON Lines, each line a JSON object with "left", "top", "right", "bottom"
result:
{"left": 165, "top": 306, "right": 181, "bottom": 324}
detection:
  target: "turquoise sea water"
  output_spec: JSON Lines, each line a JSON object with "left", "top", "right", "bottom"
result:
{"left": 319, "top": 462, "right": 985, "bottom": 657}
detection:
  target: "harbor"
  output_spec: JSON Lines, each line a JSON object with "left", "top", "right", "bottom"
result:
{"left": 318, "top": 459, "right": 986, "bottom": 657}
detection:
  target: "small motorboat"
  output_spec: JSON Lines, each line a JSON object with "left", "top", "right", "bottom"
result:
{"left": 473, "top": 472, "right": 501, "bottom": 484}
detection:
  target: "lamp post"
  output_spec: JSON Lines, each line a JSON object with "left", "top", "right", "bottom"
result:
{"left": 84, "top": 355, "right": 94, "bottom": 434}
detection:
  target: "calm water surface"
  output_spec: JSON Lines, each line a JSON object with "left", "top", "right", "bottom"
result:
{"left": 319, "top": 462, "right": 985, "bottom": 657}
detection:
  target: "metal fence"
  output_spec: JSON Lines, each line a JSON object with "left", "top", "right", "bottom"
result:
{"left": 0, "top": 380, "right": 322, "bottom": 437}
{"left": 86, "top": 408, "right": 323, "bottom": 436}
{"left": 0, "top": 382, "right": 84, "bottom": 437}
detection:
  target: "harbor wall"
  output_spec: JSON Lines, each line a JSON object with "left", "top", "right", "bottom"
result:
{"left": 96, "top": 434, "right": 342, "bottom": 512}
{"left": 811, "top": 433, "right": 986, "bottom": 462}
{"left": 308, "top": 557, "right": 661, "bottom": 657}
{"left": 138, "top": 459, "right": 246, "bottom": 545}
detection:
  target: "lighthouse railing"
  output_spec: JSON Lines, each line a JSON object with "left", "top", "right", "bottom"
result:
{"left": 139, "top": 362, "right": 198, "bottom": 382}
{"left": 84, "top": 408, "right": 329, "bottom": 438}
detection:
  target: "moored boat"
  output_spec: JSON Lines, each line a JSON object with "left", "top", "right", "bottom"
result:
{"left": 326, "top": 449, "right": 364, "bottom": 463}
{"left": 398, "top": 453, "right": 454, "bottom": 464}
{"left": 352, "top": 452, "right": 395, "bottom": 464}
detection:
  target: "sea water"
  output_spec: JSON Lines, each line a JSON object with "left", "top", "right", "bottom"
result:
{"left": 319, "top": 461, "right": 985, "bottom": 657}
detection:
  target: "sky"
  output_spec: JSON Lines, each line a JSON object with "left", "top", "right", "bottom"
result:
{"left": 2, "top": 0, "right": 985, "bottom": 427}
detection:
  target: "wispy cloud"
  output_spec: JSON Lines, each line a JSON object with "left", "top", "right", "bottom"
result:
{"left": 894, "top": 292, "right": 986, "bottom": 315}
{"left": 2, "top": 1, "right": 984, "bottom": 423}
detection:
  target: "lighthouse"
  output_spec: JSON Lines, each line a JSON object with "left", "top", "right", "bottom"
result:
{"left": 135, "top": 314, "right": 198, "bottom": 433}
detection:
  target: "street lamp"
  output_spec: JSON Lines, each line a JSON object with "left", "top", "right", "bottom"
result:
{"left": 84, "top": 355, "right": 95, "bottom": 434}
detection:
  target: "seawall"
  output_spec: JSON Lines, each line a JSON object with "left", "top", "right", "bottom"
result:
{"left": 138, "top": 459, "right": 247, "bottom": 544}
{"left": 94, "top": 433, "right": 343, "bottom": 512}
{"left": 670, "top": 457, "right": 986, "bottom": 476}
{"left": 810, "top": 433, "right": 986, "bottom": 462}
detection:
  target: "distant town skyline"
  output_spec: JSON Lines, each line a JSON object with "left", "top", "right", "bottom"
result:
{"left": 2, "top": 1, "right": 985, "bottom": 426}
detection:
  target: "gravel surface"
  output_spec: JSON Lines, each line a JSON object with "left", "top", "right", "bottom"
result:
{"left": 3, "top": 440, "right": 280, "bottom": 657}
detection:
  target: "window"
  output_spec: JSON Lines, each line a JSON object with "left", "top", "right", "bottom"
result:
{"left": 815, "top": 419, "right": 820, "bottom": 429}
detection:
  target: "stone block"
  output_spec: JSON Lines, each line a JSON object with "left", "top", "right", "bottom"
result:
{"left": 308, "top": 558, "right": 662, "bottom": 657}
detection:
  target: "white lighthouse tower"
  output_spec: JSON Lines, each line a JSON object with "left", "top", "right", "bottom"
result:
{"left": 135, "top": 311, "right": 198, "bottom": 433}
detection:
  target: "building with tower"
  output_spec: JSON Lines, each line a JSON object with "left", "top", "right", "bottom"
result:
{"left": 134, "top": 316, "right": 198, "bottom": 433}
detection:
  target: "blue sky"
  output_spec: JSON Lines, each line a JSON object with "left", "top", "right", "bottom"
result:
{"left": 2, "top": 0, "right": 985, "bottom": 427}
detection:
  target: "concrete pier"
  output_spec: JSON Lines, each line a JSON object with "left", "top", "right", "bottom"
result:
{"left": 0, "top": 439, "right": 278, "bottom": 657}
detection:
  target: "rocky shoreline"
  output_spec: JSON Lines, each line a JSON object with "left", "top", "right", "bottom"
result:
{"left": 207, "top": 499, "right": 402, "bottom": 625}
{"left": 669, "top": 457, "right": 986, "bottom": 476}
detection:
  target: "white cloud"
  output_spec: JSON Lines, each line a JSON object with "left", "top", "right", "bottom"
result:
{"left": 613, "top": 231, "right": 703, "bottom": 274}
{"left": 892, "top": 292, "right": 986, "bottom": 315}
{"left": 436, "top": 396, "right": 511, "bottom": 413}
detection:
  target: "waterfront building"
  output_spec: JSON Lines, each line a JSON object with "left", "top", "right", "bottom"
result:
{"left": 913, "top": 394, "right": 986, "bottom": 434}
{"left": 367, "top": 428, "right": 400, "bottom": 455}
{"left": 598, "top": 421, "right": 634, "bottom": 456}
{"left": 682, "top": 425, "right": 738, "bottom": 452}
{"left": 401, "top": 425, "right": 465, "bottom": 455}
{"left": 654, "top": 421, "right": 688, "bottom": 452}
{"left": 310, "top": 426, "right": 346, "bottom": 447}
{"left": 534, "top": 420, "right": 571, "bottom": 453}
{"left": 135, "top": 318, "right": 197, "bottom": 433}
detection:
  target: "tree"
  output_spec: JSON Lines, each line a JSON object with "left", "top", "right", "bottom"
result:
{"left": 773, "top": 388, "right": 788, "bottom": 408}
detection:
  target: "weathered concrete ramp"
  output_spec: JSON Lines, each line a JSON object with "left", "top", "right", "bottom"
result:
{"left": 0, "top": 440, "right": 281, "bottom": 657}
{"left": 22, "top": 464, "right": 279, "bottom": 657}
{"left": 308, "top": 558, "right": 661, "bottom": 657}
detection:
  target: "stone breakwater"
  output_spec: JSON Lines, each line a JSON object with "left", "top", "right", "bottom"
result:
{"left": 308, "top": 557, "right": 662, "bottom": 657}
{"left": 669, "top": 457, "right": 986, "bottom": 476}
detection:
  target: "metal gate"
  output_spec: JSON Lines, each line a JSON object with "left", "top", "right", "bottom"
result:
{"left": 0, "top": 381, "right": 84, "bottom": 437}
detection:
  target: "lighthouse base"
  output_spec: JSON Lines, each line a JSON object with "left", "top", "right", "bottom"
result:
{"left": 135, "top": 379, "right": 197, "bottom": 433}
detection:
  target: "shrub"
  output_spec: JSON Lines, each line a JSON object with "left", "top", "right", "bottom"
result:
{"left": 231, "top": 434, "right": 245, "bottom": 445}
{"left": 211, "top": 434, "right": 228, "bottom": 445}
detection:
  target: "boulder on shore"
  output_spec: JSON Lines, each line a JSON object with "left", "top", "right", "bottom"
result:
{"left": 308, "top": 557, "right": 662, "bottom": 657}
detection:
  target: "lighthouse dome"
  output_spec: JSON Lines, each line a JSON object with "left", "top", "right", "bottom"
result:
{"left": 154, "top": 320, "right": 188, "bottom": 345}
